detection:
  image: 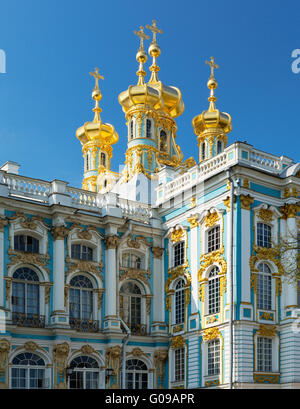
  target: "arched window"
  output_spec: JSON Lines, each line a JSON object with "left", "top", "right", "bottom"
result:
{"left": 159, "top": 130, "right": 167, "bottom": 152}
{"left": 122, "top": 252, "right": 143, "bottom": 270}
{"left": 217, "top": 140, "right": 222, "bottom": 155}
{"left": 100, "top": 152, "right": 106, "bottom": 167}
{"left": 173, "top": 241, "right": 185, "bottom": 267}
{"left": 14, "top": 235, "right": 39, "bottom": 253}
{"left": 146, "top": 119, "right": 152, "bottom": 138}
{"left": 69, "top": 356, "right": 100, "bottom": 389}
{"left": 207, "top": 226, "right": 220, "bottom": 253}
{"left": 201, "top": 142, "right": 206, "bottom": 161}
{"left": 71, "top": 244, "right": 93, "bottom": 261}
{"left": 257, "top": 223, "right": 272, "bottom": 248}
{"left": 175, "top": 279, "right": 185, "bottom": 324}
{"left": 120, "top": 282, "right": 143, "bottom": 334}
{"left": 69, "top": 275, "right": 97, "bottom": 332}
{"left": 257, "top": 262, "right": 272, "bottom": 310}
{"left": 130, "top": 120, "right": 134, "bottom": 139}
{"left": 207, "top": 339, "right": 220, "bottom": 376}
{"left": 11, "top": 352, "right": 46, "bottom": 389}
{"left": 126, "top": 359, "right": 148, "bottom": 389}
{"left": 11, "top": 268, "right": 43, "bottom": 328}
{"left": 208, "top": 267, "right": 220, "bottom": 315}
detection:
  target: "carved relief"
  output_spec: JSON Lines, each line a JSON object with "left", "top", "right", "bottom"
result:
{"left": 170, "top": 335, "right": 186, "bottom": 349}
{"left": 154, "top": 350, "right": 168, "bottom": 389}
{"left": 104, "top": 235, "right": 120, "bottom": 249}
{"left": 0, "top": 339, "right": 10, "bottom": 388}
{"left": 152, "top": 247, "right": 164, "bottom": 259}
{"left": 240, "top": 194, "right": 254, "bottom": 211}
{"left": 202, "top": 327, "right": 221, "bottom": 341}
{"left": 51, "top": 225, "right": 68, "bottom": 241}
{"left": 53, "top": 342, "right": 70, "bottom": 389}
{"left": 106, "top": 345, "right": 122, "bottom": 389}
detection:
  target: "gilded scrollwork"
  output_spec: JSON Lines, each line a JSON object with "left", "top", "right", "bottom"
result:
{"left": 202, "top": 327, "right": 221, "bottom": 341}
{"left": 53, "top": 342, "right": 70, "bottom": 389}
{"left": 170, "top": 335, "right": 186, "bottom": 349}
{"left": 104, "top": 235, "right": 120, "bottom": 249}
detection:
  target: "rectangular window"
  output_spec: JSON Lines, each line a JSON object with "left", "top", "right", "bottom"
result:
{"left": 208, "top": 339, "right": 220, "bottom": 376}
{"left": 174, "top": 348, "right": 185, "bottom": 382}
{"left": 207, "top": 226, "right": 220, "bottom": 253}
{"left": 257, "top": 273, "right": 272, "bottom": 310}
{"left": 146, "top": 119, "right": 152, "bottom": 138}
{"left": 257, "top": 223, "right": 271, "bottom": 248}
{"left": 174, "top": 242, "right": 185, "bottom": 267}
{"left": 208, "top": 276, "right": 220, "bottom": 314}
{"left": 257, "top": 337, "right": 272, "bottom": 372}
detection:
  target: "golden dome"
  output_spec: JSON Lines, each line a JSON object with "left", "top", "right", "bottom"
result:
{"left": 76, "top": 68, "right": 118, "bottom": 146}
{"left": 192, "top": 57, "right": 232, "bottom": 136}
{"left": 118, "top": 23, "right": 184, "bottom": 119}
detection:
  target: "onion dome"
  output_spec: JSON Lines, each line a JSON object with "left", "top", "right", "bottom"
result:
{"left": 76, "top": 68, "right": 119, "bottom": 192}
{"left": 76, "top": 68, "right": 118, "bottom": 146}
{"left": 118, "top": 22, "right": 184, "bottom": 119}
{"left": 192, "top": 57, "right": 232, "bottom": 136}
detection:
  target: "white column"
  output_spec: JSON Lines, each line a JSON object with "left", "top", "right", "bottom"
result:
{"left": 51, "top": 222, "right": 68, "bottom": 327}
{"left": 152, "top": 246, "right": 164, "bottom": 322}
{"left": 53, "top": 238, "right": 65, "bottom": 312}
{"left": 105, "top": 245, "right": 117, "bottom": 317}
{"left": 240, "top": 207, "right": 251, "bottom": 304}
{"left": 190, "top": 223, "right": 198, "bottom": 315}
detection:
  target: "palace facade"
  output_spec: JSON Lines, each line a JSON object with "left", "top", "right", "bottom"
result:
{"left": 0, "top": 21, "right": 299, "bottom": 389}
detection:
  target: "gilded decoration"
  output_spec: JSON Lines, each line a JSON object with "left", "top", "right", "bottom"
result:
{"left": 170, "top": 227, "right": 185, "bottom": 243}
{"left": 127, "top": 347, "right": 148, "bottom": 359}
{"left": 65, "top": 256, "right": 104, "bottom": 279}
{"left": 204, "top": 211, "right": 220, "bottom": 228}
{"left": 187, "top": 216, "right": 199, "bottom": 229}
{"left": 254, "top": 373, "right": 279, "bottom": 384}
{"left": 223, "top": 195, "right": 236, "bottom": 210}
{"left": 249, "top": 245, "right": 283, "bottom": 275}
{"left": 240, "top": 194, "right": 254, "bottom": 211}
{"left": 202, "top": 327, "right": 221, "bottom": 341}
{"left": 259, "top": 312, "right": 274, "bottom": 321}
{"left": 7, "top": 249, "right": 50, "bottom": 276}
{"left": 257, "top": 324, "right": 277, "bottom": 337}
{"left": 173, "top": 324, "right": 183, "bottom": 333}
{"left": 170, "top": 335, "right": 186, "bottom": 349}
{"left": 104, "top": 235, "right": 120, "bottom": 249}
{"left": 280, "top": 203, "right": 299, "bottom": 219}
{"left": 243, "top": 178, "right": 250, "bottom": 188}
{"left": 152, "top": 246, "right": 164, "bottom": 259}
{"left": 119, "top": 267, "right": 151, "bottom": 286}
{"left": 165, "top": 264, "right": 191, "bottom": 304}
{"left": 190, "top": 197, "right": 197, "bottom": 208}
{"left": 106, "top": 345, "right": 122, "bottom": 388}
{"left": 95, "top": 288, "right": 105, "bottom": 309}
{"left": 154, "top": 349, "right": 168, "bottom": 389}
{"left": 0, "top": 217, "right": 8, "bottom": 232}
{"left": 258, "top": 207, "right": 273, "bottom": 223}
{"left": 0, "top": 338, "right": 10, "bottom": 387}
{"left": 198, "top": 247, "right": 227, "bottom": 280}
{"left": 51, "top": 225, "right": 68, "bottom": 241}
{"left": 80, "top": 344, "right": 96, "bottom": 355}
{"left": 53, "top": 342, "right": 70, "bottom": 389}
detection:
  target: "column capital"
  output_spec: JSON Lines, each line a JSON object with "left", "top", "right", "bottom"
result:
{"left": 152, "top": 246, "right": 164, "bottom": 259}
{"left": 104, "top": 235, "right": 120, "bottom": 249}
{"left": 51, "top": 225, "right": 68, "bottom": 240}
{"left": 280, "top": 203, "right": 299, "bottom": 219}
{"left": 0, "top": 217, "right": 8, "bottom": 232}
{"left": 240, "top": 194, "right": 254, "bottom": 210}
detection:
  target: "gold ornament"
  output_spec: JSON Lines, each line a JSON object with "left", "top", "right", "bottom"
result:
{"left": 104, "top": 235, "right": 120, "bottom": 249}
{"left": 202, "top": 327, "right": 221, "bottom": 341}
{"left": 170, "top": 335, "right": 185, "bottom": 349}
{"left": 240, "top": 194, "right": 254, "bottom": 210}
{"left": 205, "top": 211, "right": 220, "bottom": 228}
{"left": 258, "top": 207, "right": 273, "bottom": 223}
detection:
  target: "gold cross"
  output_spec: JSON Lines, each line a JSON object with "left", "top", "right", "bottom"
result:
{"left": 134, "top": 26, "right": 150, "bottom": 50}
{"left": 89, "top": 67, "right": 104, "bottom": 89}
{"left": 146, "top": 20, "right": 162, "bottom": 43}
{"left": 205, "top": 56, "right": 219, "bottom": 77}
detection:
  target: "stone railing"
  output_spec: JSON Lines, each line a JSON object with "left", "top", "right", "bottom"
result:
{"left": 156, "top": 142, "right": 293, "bottom": 204}
{"left": 0, "top": 171, "right": 154, "bottom": 222}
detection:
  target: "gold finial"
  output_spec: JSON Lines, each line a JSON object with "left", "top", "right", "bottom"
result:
{"left": 146, "top": 20, "right": 163, "bottom": 44}
{"left": 205, "top": 56, "right": 219, "bottom": 78}
{"left": 134, "top": 26, "right": 150, "bottom": 86}
{"left": 89, "top": 67, "right": 104, "bottom": 123}
{"left": 205, "top": 57, "right": 219, "bottom": 111}
{"left": 146, "top": 20, "right": 162, "bottom": 83}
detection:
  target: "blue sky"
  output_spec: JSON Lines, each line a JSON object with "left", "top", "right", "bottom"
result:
{"left": 0, "top": 0, "right": 299, "bottom": 187}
